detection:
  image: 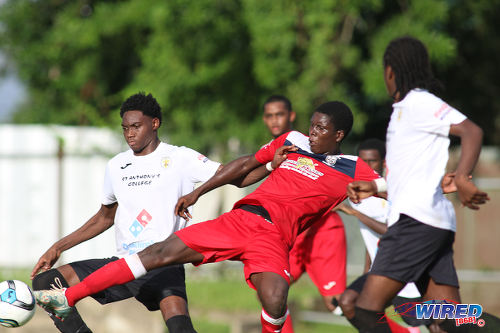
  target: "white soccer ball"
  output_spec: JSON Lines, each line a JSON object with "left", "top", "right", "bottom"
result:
{"left": 0, "top": 280, "right": 36, "bottom": 327}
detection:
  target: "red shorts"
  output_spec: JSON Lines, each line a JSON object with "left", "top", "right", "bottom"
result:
{"left": 289, "top": 211, "right": 346, "bottom": 296}
{"left": 175, "top": 209, "right": 291, "bottom": 289}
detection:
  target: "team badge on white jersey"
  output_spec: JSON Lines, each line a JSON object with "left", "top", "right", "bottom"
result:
{"left": 161, "top": 157, "right": 170, "bottom": 168}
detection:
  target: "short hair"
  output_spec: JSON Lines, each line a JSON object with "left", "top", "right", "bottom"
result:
{"left": 383, "top": 36, "right": 442, "bottom": 99}
{"left": 263, "top": 95, "right": 292, "bottom": 112}
{"left": 120, "top": 92, "right": 162, "bottom": 124}
{"left": 314, "top": 101, "right": 353, "bottom": 139}
{"left": 357, "top": 138, "right": 386, "bottom": 159}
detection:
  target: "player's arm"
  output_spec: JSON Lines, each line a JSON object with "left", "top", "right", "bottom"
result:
{"left": 347, "top": 178, "right": 387, "bottom": 203}
{"left": 449, "top": 119, "right": 490, "bottom": 209}
{"left": 363, "top": 249, "right": 371, "bottom": 274}
{"left": 176, "top": 145, "right": 296, "bottom": 219}
{"left": 230, "top": 164, "right": 270, "bottom": 188}
{"left": 30, "top": 203, "right": 117, "bottom": 279}
{"left": 334, "top": 203, "right": 387, "bottom": 235}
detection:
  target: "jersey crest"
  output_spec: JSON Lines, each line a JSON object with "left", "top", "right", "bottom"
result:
{"left": 161, "top": 157, "right": 170, "bottom": 168}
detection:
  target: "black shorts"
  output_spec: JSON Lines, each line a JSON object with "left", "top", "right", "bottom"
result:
{"left": 346, "top": 273, "right": 368, "bottom": 294}
{"left": 70, "top": 257, "right": 187, "bottom": 311}
{"left": 370, "top": 214, "right": 459, "bottom": 293}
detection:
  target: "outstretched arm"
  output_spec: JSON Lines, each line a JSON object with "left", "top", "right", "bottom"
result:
{"left": 334, "top": 203, "right": 387, "bottom": 235}
{"left": 176, "top": 145, "right": 296, "bottom": 219}
{"left": 449, "top": 119, "right": 490, "bottom": 209}
{"left": 230, "top": 144, "right": 297, "bottom": 188}
{"left": 31, "top": 203, "right": 117, "bottom": 279}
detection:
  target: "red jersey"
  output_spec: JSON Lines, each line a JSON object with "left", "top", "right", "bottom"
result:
{"left": 234, "top": 131, "right": 380, "bottom": 247}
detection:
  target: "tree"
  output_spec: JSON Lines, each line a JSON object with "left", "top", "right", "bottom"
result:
{"left": 1, "top": 0, "right": 496, "bottom": 155}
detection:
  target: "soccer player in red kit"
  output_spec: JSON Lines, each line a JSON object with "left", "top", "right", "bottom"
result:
{"left": 262, "top": 95, "right": 347, "bottom": 325}
{"left": 35, "top": 101, "right": 382, "bottom": 333}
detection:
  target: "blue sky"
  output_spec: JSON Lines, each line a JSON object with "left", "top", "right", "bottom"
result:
{"left": 0, "top": 52, "right": 26, "bottom": 122}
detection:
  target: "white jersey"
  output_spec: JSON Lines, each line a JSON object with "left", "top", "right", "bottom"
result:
{"left": 102, "top": 142, "right": 220, "bottom": 256}
{"left": 350, "top": 197, "right": 421, "bottom": 298}
{"left": 386, "top": 89, "right": 467, "bottom": 231}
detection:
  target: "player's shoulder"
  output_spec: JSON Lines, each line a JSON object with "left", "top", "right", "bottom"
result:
{"left": 284, "top": 130, "right": 310, "bottom": 150}
{"left": 397, "top": 89, "right": 445, "bottom": 112}
{"left": 108, "top": 149, "right": 133, "bottom": 166}
{"left": 172, "top": 144, "right": 212, "bottom": 163}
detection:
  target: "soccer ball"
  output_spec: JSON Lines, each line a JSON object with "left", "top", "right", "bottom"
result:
{"left": 0, "top": 280, "right": 36, "bottom": 327}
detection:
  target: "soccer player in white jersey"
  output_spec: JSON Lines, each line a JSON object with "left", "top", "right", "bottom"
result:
{"left": 336, "top": 138, "right": 431, "bottom": 332}
{"left": 346, "top": 37, "right": 491, "bottom": 332}
{"left": 30, "top": 93, "right": 222, "bottom": 333}
{"left": 262, "top": 96, "right": 347, "bottom": 332}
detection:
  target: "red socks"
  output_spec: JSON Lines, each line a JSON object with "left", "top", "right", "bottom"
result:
{"left": 65, "top": 258, "right": 135, "bottom": 306}
{"left": 280, "top": 314, "right": 294, "bottom": 333}
{"left": 261, "top": 308, "right": 289, "bottom": 333}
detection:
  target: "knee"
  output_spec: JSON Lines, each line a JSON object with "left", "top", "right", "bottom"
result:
{"left": 32, "top": 268, "right": 69, "bottom": 290}
{"left": 339, "top": 291, "right": 357, "bottom": 316}
{"left": 259, "top": 283, "right": 289, "bottom": 318}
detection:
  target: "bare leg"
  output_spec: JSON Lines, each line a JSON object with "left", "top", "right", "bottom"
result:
{"left": 339, "top": 289, "right": 359, "bottom": 319}
{"left": 356, "top": 274, "right": 404, "bottom": 311}
{"left": 251, "top": 272, "right": 289, "bottom": 318}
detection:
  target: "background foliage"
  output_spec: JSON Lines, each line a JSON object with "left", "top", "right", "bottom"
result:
{"left": 0, "top": 0, "right": 498, "bottom": 156}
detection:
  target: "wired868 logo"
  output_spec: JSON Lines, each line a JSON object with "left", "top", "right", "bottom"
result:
{"left": 415, "top": 300, "right": 485, "bottom": 328}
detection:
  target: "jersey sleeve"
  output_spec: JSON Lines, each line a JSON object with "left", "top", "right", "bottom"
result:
{"left": 101, "top": 162, "right": 117, "bottom": 205}
{"left": 254, "top": 132, "right": 289, "bottom": 164}
{"left": 410, "top": 94, "right": 467, "bottom": 136}
{"left": 354, "top": 158, "right": 381, "bottom": 182}
{"left": 181, "top": 147, "right": 221, "bottom": 183}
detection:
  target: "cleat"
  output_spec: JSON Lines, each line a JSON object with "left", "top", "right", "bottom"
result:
{"left": 34, "top": 289, "right": 72, "bottom": 320}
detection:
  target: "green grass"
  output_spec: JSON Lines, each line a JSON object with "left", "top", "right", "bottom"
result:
{"left": 0, "top": 267, "right": 31, "bottom": 284}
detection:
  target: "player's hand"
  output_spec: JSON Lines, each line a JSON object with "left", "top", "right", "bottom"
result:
{"left": 333, "top": 203, "right": 357, "bottom": 216}
{"left": 31, "top": 247, "right": 61, "bottom": 279}
{"left": 347, "top": 180, "right": 377, "bottom": 204}
{"left": 271, "top": 145, "right": 298, "bottom": 169}
{"left": 454, "top": 175, "right": 489, "bottom": 210}
{"left": 175, "top": 192, "right": 198, "bottom": 220}
{"left": 441, "top": 172, "right": 473, "bottom": 194}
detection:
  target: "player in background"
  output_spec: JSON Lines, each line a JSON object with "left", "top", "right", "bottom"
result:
{"left": 35, "top": 101, "right": 383, "bottom": 333}
{"left": 336, "top": 138, "right": 431, "bottom": 333}
{"left": 346, "top": 36, "right": 492, "bottom": 332}
{"left": 262, "top": 96, "right": 347, "bottom": 333}
{"left": 30, "top": 93, "right": 223, "bottom": 333}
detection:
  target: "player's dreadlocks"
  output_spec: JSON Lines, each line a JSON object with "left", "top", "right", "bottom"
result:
{"left": 120, "top": 92, "right": 162, "bottom": 124}
{"left": 383, "top": 36, "right": 442, "bottom": 100}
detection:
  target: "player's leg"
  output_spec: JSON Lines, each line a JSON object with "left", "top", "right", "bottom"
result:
{"left": 160, "top": 296, "right": 197, "bottom": 333}
{"left": 251, "top": 272, "right": 290, "bottom": 333}
{"left": 353, "top": 274, "right": 404, "bottom": 332}
{"left": 35, "top": 234, "right": 202, "bottom": 314}
{"left": 32, "top": 264, "right": 92, "bottom": 333}
{"left": 339, "top": 274, "right": 367, "bottom": 320}
{"left": 304, "top": 212, "right": 347, "bottom": 313}
{"left": 281, "top": 232, "right": 306, "bottom": 333}
{"left": 133, "top": 264, "right": 197, "bottom": 333}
